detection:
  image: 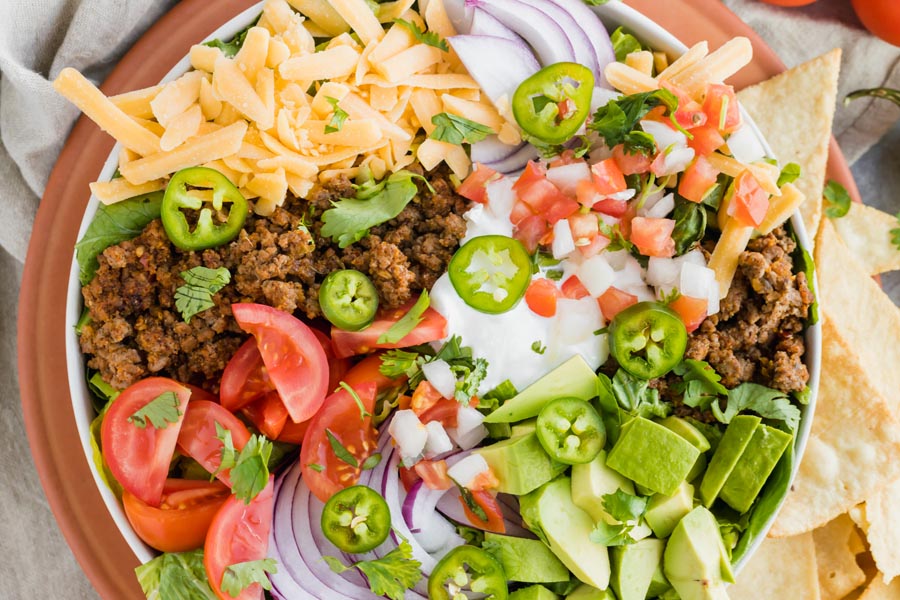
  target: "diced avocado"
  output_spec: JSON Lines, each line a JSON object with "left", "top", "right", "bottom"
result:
{"left": 484, "top": 356, "right": 599, "bottom": 423}
{"left": 476, "top": 432, "right": 567, "bottom": 495}
{"left": 610, "top": 538, "right": 665, "bottom": 600}
{"left": 645, "top": 481, "right": 695, "bottom": 539}
{"left": 646, "top": 562, "right": 671, "bottom": 598}
{"left": 511, "top": 418, "right": 538, "bottom": 438}
{"left": 510, "top": 585, "right": 560, "bottom": 600}
{"left": 572, "top": 451, "right": 651, "bottom": 541}
{"left": 719, "top": 424, "right": 792, "bottom": 513}
{"left": 663, "top": 507, "right": 734, "bottom": 600}
{"left": 687, "top": 453, "right": 707, "bottom": 483}
{"left": 485, "top": 421, "right": 513, "bottom": 440}
{"left": 660, "top": 417, "right": 711, "bottom": 452}
{"left": 566, "top": 583, "right": 616, "bottom": 599}
{"left": 521, "top": 477, "right": 612, "bottom": 591}
{"left": 483, "top": 532, "right": 570, "bottom": 583}
{"left": 698, "top": 415, "right": 761, "bottom": 507}
{"left": 607, "top": 418, "right": 701, "bottom": 496}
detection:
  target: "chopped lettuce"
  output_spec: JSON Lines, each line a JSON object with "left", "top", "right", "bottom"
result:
{"left": 135, "top": 550, "right": 217, "bottom": 600}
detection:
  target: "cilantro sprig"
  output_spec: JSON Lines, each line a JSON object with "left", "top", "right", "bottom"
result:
{"left": 589, "top": 490, "right": 648, "bottom": 546}
{"left": 394, "top": 18, "right": 448, "bottom": 52}
{"left": 128, "top": 391, "right": 183, "bottom": 429}
{"left": 430, "top": 113, "right": 494, "bottom": 146}
{"left": 714, "top": 383, "right": 801, "bottom": 432}
{"left": 174, "top": 266, "right": 231, "bottom": 323}
{"left": 776, "top": 162, "right": 801, "bottom": 187}
{"left": 324, "top": 97, "right": 349, "bottom": 134}
{"left": 324, "top": 539, "right": 422, "bottom": 600}
{"left": 220, "top": 559, "right": 277, "bottom": 597}
{"left": 589, "top": 88, "right": 687, "bottom": 154}
{"left": 215, "top": 425, "right": 273, "bottom": 503}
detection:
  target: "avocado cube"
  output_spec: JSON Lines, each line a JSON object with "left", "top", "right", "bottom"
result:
{"left": 484, "top": 533, "right": 570, "bottom": 583}
{"left": 606, "top": 417, "right": 701, "bottom": 496}
{"left": 660, "top": 417, "right": 711, "bottom": 452}
{"left": 646, "top": 562, "right": 671, "bottom": 598}
{"left": 699, "top": 415, "right": 761, "bottom": 507}
{"left": 510, "top": 585, "right": 560, "bottom": 600}
{"left": 645, "top": 481, "right": 695, "bottom": 539}
{"left": 566, "top": 583, "right": 617, "bottom": 599}
{"left": 484, "top": 356, "right": 599, "bottom": 423}
{"left": 610, "top": 538, "right": 665, "bottom": 600}
{"left": 475, "top": 432, "right": 567, "bottom": 495}
{"left": 663, "top": 507, "right": 734, "bottom": 600}
{"left": 511, "top": 418, "right": 538, "bottom": 438}
{"left": 719, "top": 424, "right": 792, "bottom": 513}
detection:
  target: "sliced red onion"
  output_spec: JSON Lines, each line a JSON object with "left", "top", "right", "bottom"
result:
{"left": 470, "top": 8, "right": 521, "bottom": 42}
{"left": 544, "top": 0, "right": 616, "bottom": 86}
{"left": 471, "top": 136, "right": 522, "bottom": 166}
{"left": 484, "top": 143, "right": 540, "bottom": 174}
{"left": 443, "top": 0, "right": 474, "bottom": 33}
{"left": 447, "top": 34, "right": 540, "bottom": 106}
{"left": 471, "top": 0, "right": 577, "bottom": 69}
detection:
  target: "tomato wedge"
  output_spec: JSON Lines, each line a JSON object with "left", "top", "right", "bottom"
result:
{"left": 232, "top": 303, "right": 329, "bottom": 423}
{"left": 204, "top": 477, "right": 275, "bottom": 600}
{"left": 330, "top": 297, "right": 448, "bottom": 359}
{"left": 300, "top": 381, "right": 378, "bottom": 503}
{"left": 220, "top": 338, "right": 274, "bottom": 413}
{"left": 123, "top": 478, "right": 230, "bottom": 553}
{"left": 177, "top": 400, "right": 251, "bottom": 487}
{"left": 101, "top": 377, "right": 192, "bottom": 507}
{"left": 460, "top": 489, "right": 506, "bottom": 534}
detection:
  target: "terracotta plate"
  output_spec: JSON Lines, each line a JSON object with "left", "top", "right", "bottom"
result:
{"left": 17, "top": 0, "right": 859, "bottom": 597}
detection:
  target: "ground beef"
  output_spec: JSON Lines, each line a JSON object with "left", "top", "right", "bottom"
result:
{"left": 79, "top": 166, "right": 468, "bottom": 390}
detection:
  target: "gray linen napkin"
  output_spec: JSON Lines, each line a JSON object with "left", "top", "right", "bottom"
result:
{"left": 1, "top": 0, "right": 898, "bottom": 598}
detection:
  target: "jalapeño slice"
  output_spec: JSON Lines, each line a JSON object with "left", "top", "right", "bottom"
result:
{"left": 161, "top": 166, "right": 248, "bottom": 251}
{"left": 609, "top": 301, "right": 688, "bottom": 379}
{"left": 428, "top": 545, "right": 508, "bottom": 600}
{"left": 319, "top": 269, "right": 379, "bottom": 331}
{"left": 512, "top": 62, "right": 595, "bottom": 145}
{"left": 448, "top": 235, "right": 531, "bottom": 314}
{"left": 536, "top": 397, "right": 606, "bottom": 465}
{"left": 320, "top": 485, "right": 391, "bottom": 553}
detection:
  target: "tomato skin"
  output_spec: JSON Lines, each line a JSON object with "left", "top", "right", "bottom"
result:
{"left": 312, "top": 328, "right": 352, "bottom": 393}
{"left": 660, "top": 81, "right": 708, "bottom": 130}
{"left": 703, "top": 84, "right": 742, "bottom": 134}
{"left": 343, "top": 351, "right": 408, "bottom": 394}
{"left": 331, "top": 298, "right": 448, "bottom": 359}
{"left": 525, "top": 278, "right": 560, "bottom": 317}
{"left": 457, "top": 163, "right": 499, "bottom": 204}
{"left": 851, "top": 0, "right": 900, "bottom": 46}
{"left": 669, "top": 295, "right": 708, "bottom": 333}
{"left": 630, "top": 217, "right": 677, "bottom": 258}
{"left": 577, "top": 233, "right": 612, "bottom": 259}
{"left": 678, "top": 156, "right": 720, "bottom": 204}
{"left": 411, "top": 381, "right": 444, "bottom": 415}
{"left": 123, "top": 479, "right": 229, "bottom": 553}
{"left": 686, "top": 123, "right": 725, "bottom": 156}
{"left": 300, "top": 381, "right": 378, "bottom": 503}
{"left": 761, "top": 0, "right": 816, "bottom": 5}
{"left": 241, "top": 391, "right": 289, "bottom": 440}
{"left": 186, "top": 385, "right": 218, "bottom": 403}
{"left": 597, "top": 287, "right": 639, "bottom": 321}
{"left": 612, "top": 144, "right": 653, "bottom": 175}
{"left": 177, "top": 400, "right": 251, "bottom": 487}
{"left": 204, "top": 477, "right": 274, "bottom": 600}
{"left": 415, "top": 460, "right": 453, "bottom": 491}
{"left": 561, "top": 276, "right": 591, "bottom": 300}
{"left": 728, "top": 171, "right": 770, "bottom": 227}
{"left": 232, "top": 303, "right": 329, "bottom": 424}
{"left": 460, "top": 490, "right": 506, "bottom": 534}
{"left": 102, "top": 378, "right": 192, "bottom": 507}
{"left": 591, "top": 158, "right": 627, "bottom": 195}
{"left": 514, "top": 214, "right": 551, "bottom": 254}
{"left": 399, "top": 466, "right": 420, "bottom": 492}
{"left": 513, "top": 161, "right": 578, "bottom": 224}
{"left": 220, "top": 338, "right": 273, "bottom": 413}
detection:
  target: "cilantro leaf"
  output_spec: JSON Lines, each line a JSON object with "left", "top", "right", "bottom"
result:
{"left": 215, "top": 427, "right": 273, "bottom": 503}
{"left": 174, "top": 266, "right": 231, "bottom": 323}
{"left": 361, "top": 453, "right": 382, "bottom": 470}
{"left": 320, "top": 170, "right": 431, "bottom": 248}
{"left": 324, "top": 539, "right": 422, "bottom": 600}
{"left": 379, "top": 349, "right": 423, "bottom": 379}
{"left": 135, "top": 549, "right": 217, "bottom": 600}
{"left": 603, "top": 489, "right": 648, "bottom": 524}
{"left": 712, "top": 383, "right": 801, "bottom": 432}
{"left": 891, "top": 212, "right": 900, "bottom": 251}
{"left": 451, "top": 357, "right": 488, "bottom": 403}
{"left": 598, "top": 220, "right": 634, "bottom": 252}
{"left": 326, "top": 429, "right": 359, "bottom": 468}
{"left": 610, "top": 26, "right": 644, "bottom": 62}
{"left": 128, "top": 391, "right": 182, "bottom": 429}
{"left": 378, "top": 291, "right": 430, "bottom": 344}
{"left": 673, "top": 359, "right": 728, "bottom": 410}
{"left": 776, "top": 162, "right": 801, "bottom": 187}
{"left": 589, "top": 88, "right": 683, "bottom": 149}
{"left": 394, "top": 18, "right": 449, "bottom": 52}
{"left": 823, "top": 180, "right": 851, "bottom": 219}
{"left": 531, "top": 341, "right": 547, "bottom": 355}
{"left": 220, "top": 559, "right": 276, "bottom": 597}
{"left": 611, "top": 370, "right": 672, "bottom": 419}
{"left": 430, "top": 112, "right": 494, "bottom": 145}
{"left": 202, "top": 19, "right": 258, "bottom": 57}
{"left": 324, "top": 96, "right": 348, "bottom": 134}
{"left": 589, "top": 520, "right": 633, "bottom": 546}
{"left": 338, "top": 381, "right": 371, "bottom": 419}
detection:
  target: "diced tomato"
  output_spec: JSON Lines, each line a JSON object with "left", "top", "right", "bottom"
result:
{"left": 597, "top": 287, "right": 639, "bottom": 321}
{"left": 510, "top": 199, "right": 535, "bottom": 226}
{"left": 593, "top": 197, "right": 629, "bottom": 218}
{"left": 123, "top": 479, "right": 230, "bottom": 553}
{"left": 176, "top": 400, "right": 251, "bottom": 488}
{"left": 561, "top": 276, "right": 590, "bottom": 300}
{"left": 660, "top": 80, "right": 708, "bottom": 130}
{"left": 728, "top": 171, "right": 770, "bottom": 227}
{"left": 548, "top": 149, "right": 580, "bottom": 168}
{"left": 687, "top": 123, "right": 725, "bottom": 156}
{"left": 414, "top": 460, "right": 452, "bottom": 491}
{"left": 678, "top": 156, "right": 720, "bottom": 204}
{"left": 576, "top": 179, "right": 599, "bottom": 208}
{"left": 703, "top": 84, "right": 741, "bottom": 133}
{"left": 591, "top": 158, "right": 627, "bottom": 195}
{"left": 514, "top": 214, "right": 551, "bottom": 254}
{"left": 578, "top": 234, "right": 612, "bottom": 259}
{"left": 470, "top": 468, "right": 500, "bottom": 492}
{"left": 232, "top": 303, "right": 329, "bottom": 424}
{"left": 669, "top": 295, "right": 708, "bottom": 333}
{"left": 331, "top": 297, "right": 448, "bottom": 358}
{"left": 460, "top": 489, "right": 506, "bottom": 534}
{"left": 558, "top": 98, "right": 577, "bottom": 120}
{"left": 457, "top": 163, "right": 499, "bottom": 204}
{"left": 513, "top": 161, "right": 578, "bottom": 224}
{"left": 398, "top": 466, "right": 420, "bottom": 492}
{"left": 220, "top": 338, "right": 273, "bottom": 413}
{"left": 612, "top": 144, "right": 653, "bottom": 175}
{"left": 525, "top": 278, "right": 560, "bottom": 317}
{"left": 241, "top": 391, "right": 289, "bottom": 440}
{"left": 568, "top": 212, "right": 600, "bottom": 244}
{"left": 631, "top": 217, "right": 676, "bottom": 258}
{"left": 411, "top": 381, "right": 444, "bottom": 415}
{"left": 420, "top": 398, "right": 463, "bottom": 428}
{"left": 544, "top": 195, "right": 580, "bottom": 225}
{"left": 398, "top": 394, "right": 412, "bottom": 411}
{"left": 101, "top": 378, "right": 192, "bottom": 507}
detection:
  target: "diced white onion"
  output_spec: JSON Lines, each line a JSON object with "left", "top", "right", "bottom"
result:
{"left": 622, "top": 283, "right": 656, "bottom": 302}
{"left": 447, "top": 407, "right": 488, "bottom": 450}
{"left": 655, "top": 146, "right": 695, "bottom": 176}
{"left": 640, "top": 119, "right": 687, "bottom": 152}
{"left": 646, "top": 192, "right": 676, "bottom": 219}
{"left": 422, "top": 359, "right": 457, "bottom": 400}
{"left": 680, "top": 262, "right": 717, "bottom": 302}
{"left": 605, "top": 189, "right": 636, "bottom": 202}
{"left": 636, "top": 188, "right": 665, "bottom": 216}
{"left": 578, "top": 254, "right": 615, "bottom": 297}
{"left": 546, "top": 162, "right": 591, "bottom": 197}
{"left": 424, "top": 421, "right": 454, "bottom": 459}
{"left": 446, "top": 454, "right": 490, "bottom": 488}
{"left": 679, "top": 248, "right": 707, "bottom": 267}
{"left": 485, "top": 176, "right": 516, "bottom": 220}
{"left": 647, "top": 257, "right": 680, "bottom": 288}
{"left": 552, "top": 219, "right": 576, "bottom": 259}
{"left": 604, "top": 249, "right": 631, "bottom": 270}
{"left": 389, "top": 410, "right": 428, "bottom": 465}
{"left": 613, "top": 255, "right": 647, "bottom": 289}
{"left": 725, "top": 123, "right": 766, "bottom": 165}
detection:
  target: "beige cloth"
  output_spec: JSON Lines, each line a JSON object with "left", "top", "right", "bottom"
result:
{"left": 1, "top": 0, "right": 898, "bottom": 598}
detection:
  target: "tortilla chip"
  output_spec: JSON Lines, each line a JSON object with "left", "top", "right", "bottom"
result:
{"left": 737, "top": 49, "right": 841, "bottom": 246}
{"left": 859, "top": 478, "right": 900, "bottom": 584}
{"left": 770, "top": 319, "right": 900, "bottom": 537}
{"left": 729, "top": 533, "right": 820, "bottom": 600}
{"left": 832, "top": 202, "right": 900, "bottom": 275}
{"left": 859, "top": 574, "right": 900, "bottom": 600}
{"left": 813, "top": 514, "right": 867, "bottom": 599}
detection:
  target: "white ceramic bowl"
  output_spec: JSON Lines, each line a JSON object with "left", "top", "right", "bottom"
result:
{"left": 65, "top": 0, "right": 821, "bottom": 576}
